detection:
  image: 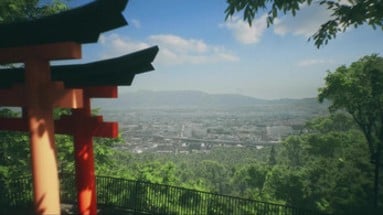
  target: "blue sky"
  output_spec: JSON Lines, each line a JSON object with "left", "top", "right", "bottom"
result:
{"left": 69, "top": 0, "right": 383, "bottom": 99}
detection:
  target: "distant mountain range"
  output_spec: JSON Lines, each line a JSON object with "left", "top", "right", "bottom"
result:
{"left": 92, "top": 90, "right": 329, "bottom": 110}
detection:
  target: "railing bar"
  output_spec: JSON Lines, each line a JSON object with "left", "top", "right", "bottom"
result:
{"left": 2, "top": 175, "right": 326, "bottom": 215}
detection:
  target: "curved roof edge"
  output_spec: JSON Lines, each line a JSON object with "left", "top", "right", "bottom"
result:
{"left": 0, "top": 46, "right": 159, "bottom": 88}
{"left": 0, "top": 0, "right": 129, "bottom": 48}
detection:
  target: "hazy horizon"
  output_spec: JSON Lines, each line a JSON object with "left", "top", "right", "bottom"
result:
{"left": 117, "top": 88, "right": 320, "bottom": 100}
{"left": 68, "top": 0, "right": 383, "bottom": 100}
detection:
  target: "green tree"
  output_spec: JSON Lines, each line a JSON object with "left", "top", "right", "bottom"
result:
{"left": 263, "top": 166, "right": 308, "bottom": 207}
{"left": 0, "top": 107, "right": 124, "bottom": 176}
{"left": 0, "top": 0, "right": 72, "bottom": 174}
{"left": 319, "top": 54, "right": 383, "bottom": 209}
{"left": 198, "top": 160, "right": 229, "bottom": 193}
{"left": 0, "top": 109, "right": 30, "bottom": 178}
{"left": 268, "top": 145, "right": 277, "bottom": 166}
{"left": 135, "top": 161, "right": 180, "bottom": 185}
{"left": 270, "top": 114, "right": 374, "bottom": 214}
{"left": 0, "top": 0, "right": 69, "bottom": 71}
{"left": 225, "top": 0, "right": 383, "bottom": 48}
{"left": 282, "top": 135, "right": 306, "bottom": 168}
{"left": 0, "top": 0, "right": 68, "bottom": 23}
{"left": 231, "top": 162, "right": 270, "bottom": 200}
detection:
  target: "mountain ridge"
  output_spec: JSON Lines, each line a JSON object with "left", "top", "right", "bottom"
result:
{"left": 92, "top": 90, "right": 327, "bottom": 110}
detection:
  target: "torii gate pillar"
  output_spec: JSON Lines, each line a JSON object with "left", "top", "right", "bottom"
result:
{"left": 72, "top": 98, "right": 98, "bottom": 215}
{"left": 0, "top": 42, "right": 82, "bottom": 215}
{"left": 0, "top": 1, "right": 156, "bottom": 214}
{"left": 56, "top": 86, "right": 119, "bottom": 215}
{"left": 26, "top": 59, "right": 61, "bottom": 215}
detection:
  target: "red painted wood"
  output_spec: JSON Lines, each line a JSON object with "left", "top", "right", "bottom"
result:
{"left": 74, "top": 130, "right": 97, "bottom": 215}
{"left": 0, "top": 86, "right": 24, "bottom": 106}
{"left": 0, "top": 85, "right": 116, "bottom": 135}
{"left": 0, "top": 118, "right": 27, "bottom": 131}
{"left": 71, "top": 97, "right": 96, "bottom": 215}
{"left": 0, "top": 83, "right": 83, "bottom": 108}
{"left": 0, "top": 117, "right": 118, "bottom": 138}
{"left": 93, "top": 122, "right": 118, "bottom": 138}
{"left": 84, "top": 86, "right": 118, "bottom": 98}
{"left": 0, "top": 96, "right": 117, "bottom": 215}
{"left": 55, "top": 116, "right": 117, "bottom": 138}
{"left": 24, "top": 58, "right": 61, "bottom": 215}
{"left": 0, "top": 85, "right": 115, "bottom": 108}
{"left": 52, "top": 87, "right": 84, "bottom": 108}
{"left": 0, "top": 42, "right": 85, "bottom": 214}
{"left": 0, "top": 43, "right": 121, "bottom": 215}
{"left": 0, "top": 42, "right": 81, "bottom": 64}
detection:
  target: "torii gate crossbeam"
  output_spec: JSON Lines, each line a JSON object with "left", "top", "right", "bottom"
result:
{"left": 0, "top": 0, "right": 159, "bottom": 214}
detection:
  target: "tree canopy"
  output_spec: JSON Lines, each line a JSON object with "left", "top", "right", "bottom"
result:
{"left": 0, "top": 0, "right": 68, "bottom": 23}
{"left": 319, "top": 54, "right": 383, "bottom": 208}
{"left": 318, "top": 54, "right": 383, "bottom": 162}
{"left": 225, "top": 0, "right": 383, "bottom": 48}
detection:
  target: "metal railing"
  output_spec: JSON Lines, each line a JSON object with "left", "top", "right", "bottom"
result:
{"left": 1, "top": 174, "right": 323, "bottom": 215}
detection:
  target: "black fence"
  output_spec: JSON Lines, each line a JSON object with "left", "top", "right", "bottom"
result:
{"left": 1, "top": 174, "right": 323, "bottom": 215}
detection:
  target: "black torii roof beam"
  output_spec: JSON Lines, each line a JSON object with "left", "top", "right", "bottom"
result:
{"left": 0, "top": 0, "right": 128, "bottom": 48}
{"left": 0, "top": 46, "right": 159, "bottom": 88}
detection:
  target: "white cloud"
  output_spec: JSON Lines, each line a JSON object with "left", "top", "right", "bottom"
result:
{"left": 222, "top": 15, "right": 268, "bottom": 44}
{"left": 149, "top": 34, "right": 239, "bottom": 65}
{"left": 98, "top": 34, "right": 151, "bottom": 59}
{"left": 130, "top": 19, "right": 141, "bottom": 28}
{"left": 297, "top": 59, "right": 334, "bottom": 67}
{"left": 273, "top": 3, "right": 331, "bottom": 37}
{"left": 149, "top": 35, "right": 207, "bottom": 53}
{"left": 98, "top": 33, "right": 239, "bottom": 66}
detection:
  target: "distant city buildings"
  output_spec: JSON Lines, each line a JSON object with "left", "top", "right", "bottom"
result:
{"left": 107, "top": 108, "right": 307, "bottom": 154}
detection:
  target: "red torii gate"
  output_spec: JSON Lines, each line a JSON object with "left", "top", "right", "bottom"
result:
{"left": 0, "top": 84, "right": 118, "bottom": 214}
{"left": 0, "top": 0, "right": 158, "bottom": 214}
{"left": 0, "top": 43, "right": 83, "bottom": 215}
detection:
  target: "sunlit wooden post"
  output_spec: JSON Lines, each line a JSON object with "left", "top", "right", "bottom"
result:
{"left": 0, "top": 43, "right": 83, "bottom": 215}
{"left": 72, "top": 100, "right": 97, "bottom": 215}
{"left": 56, "top": 86, "right": 118, "bottom": 215}
{"left": 0, "top": 44, "right": 158, "bottom": 214}
{"left": 26, "top": 58, "right": 61, "bottom": 215}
